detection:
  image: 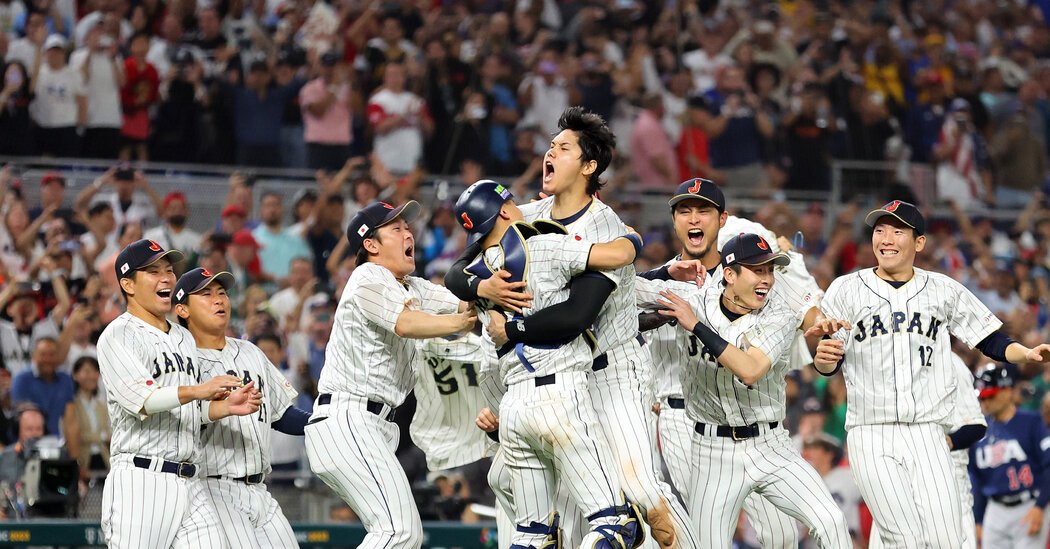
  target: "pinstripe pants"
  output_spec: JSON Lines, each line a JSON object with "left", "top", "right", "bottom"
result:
{"left": 849, "top": 423, "right": 962, "bottom": 548}
{"left": 500, "top": 371, "right": 625, "bottom": 547}
{"left": 102, "top": 456, "right": 227, "bottom": 549}
{"left": 689, "top": 426, "right": 850, "bottom": 549}
{"left": 305, "top": 409, "right": 423, "bottom": 549}
{"left": 659, "top": 403, "right": 800, "bottom": 549}
{"left": 203, "top": 478, "right": 297, "bottom": 548}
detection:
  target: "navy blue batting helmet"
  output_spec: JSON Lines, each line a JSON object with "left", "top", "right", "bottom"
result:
{"left": 454, "top": 180, "right": 514, "bottom": 244}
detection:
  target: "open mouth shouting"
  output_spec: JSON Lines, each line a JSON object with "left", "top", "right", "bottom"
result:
{"left": 157, "top": 288, "right": 172, "bottom": 304}
{"left": 542, "top": 160, "right": 555, "bottom": 185}
{"left": 687, "top": 228, "right": 704, "bottom": 248}
{"left": 754, "top": 287, "right": 770, "bottom": 302}
{"left": 404, "top": 244, "right": 415, "bottom": 261}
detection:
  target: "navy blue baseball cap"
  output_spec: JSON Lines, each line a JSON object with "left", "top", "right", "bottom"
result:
{"left": 668, "top": 178, "right": 725, "bottom": 212}
{"left": 346, "top": 200, "right": 422, "bottom": 254}
{"left": 975, "top": 364, "right": 1017, "bottom": 399}
{"left": 115, "top": 239, "right": 186, "bottom": 280}
{"left": 722, "top": 233, "right": 790, "bottom": 268}
{"left": 173, "top": 267, "right": 235, "bottom": 305}
{"left": 455, "top": 180, "right": 514, "bottom": 245}
{"left": 864, "top": 200, "right": 926, "bottom": 236}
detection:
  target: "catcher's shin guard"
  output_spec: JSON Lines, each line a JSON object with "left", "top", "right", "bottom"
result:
{"left": 580, "top": 499, "right": 645, "bottom": 549}
{"left": 510, "top": 512, "right": 562, "bottom": 549}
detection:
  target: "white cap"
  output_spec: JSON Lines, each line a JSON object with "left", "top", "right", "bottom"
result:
{"left": 43, "top": 34, "right": 67, "bottom": 51}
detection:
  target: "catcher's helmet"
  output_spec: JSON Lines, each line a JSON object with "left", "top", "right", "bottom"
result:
{"left": 454, "top": 180, "right": 514, "bottom": 244}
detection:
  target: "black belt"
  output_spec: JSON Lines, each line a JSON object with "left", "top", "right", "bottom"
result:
{"left": 316, "top": 393, "right": 396, "bottom": 421}
{"left": 208, "top": 473, "right": 265, "bottom": 485}
{"left": 592, "top": 334, "right": 646, "bottom": 371}
{"left": 133, "top": 456, "right": 196, "bottom": 478}
{"left": 666, "top": 398, "right": 685, "bottom": 409}
{"left": 695, "top": 421, "right": 779, "bottom": 441}
{"left": 535, "top": 374, "right": 556, "bottom": 387}
{"left": 992, "top": 491, "right": 1035, "bottom": 507}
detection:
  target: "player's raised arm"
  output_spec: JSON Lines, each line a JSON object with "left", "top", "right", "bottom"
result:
{"left": 585, "top": 229, "right": 643, "bottom": 271}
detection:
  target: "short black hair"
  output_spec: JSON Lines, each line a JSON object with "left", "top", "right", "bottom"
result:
{"left": 253, "top": 332, "right": 283, "bottom": 349}
{"left": 129, "top": 31, "right": 150, "bottom": 45}
{"left": 355, "top": 228, "right": 380, "bottom": 265}
{"left": 720, "top": 264, "right": 742, "bottom": 287}
{"left": 557, "top": 107, "right": 616, "bottom": 195}
{"left": 88, "top": 202, "right": 112, "bottom": 217}
{"left": 260, "top": 190, "right": 283, "bottom": 202}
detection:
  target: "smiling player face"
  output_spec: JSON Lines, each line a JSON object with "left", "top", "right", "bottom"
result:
{"left": 871, "top": 217, "right": 925, "bottom": 275}
{"left": 125, "top": 259, "right": 177, "bottom": 318}
{"left": 725, "top": 263, "right": 775, "bottom": 310}
{"left": 183, "top": 282, "right": 231, "bottom": 335}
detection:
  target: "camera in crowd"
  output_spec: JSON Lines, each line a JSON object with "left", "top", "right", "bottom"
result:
{"left": 2, "top": 437, "right": 79, "bottom": 518}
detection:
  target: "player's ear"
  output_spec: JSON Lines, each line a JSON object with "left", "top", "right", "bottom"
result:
{"left": 118, "top": 275, "right": 136, "bottom": 296}
{"left": 723, "top": 266, "right": 735, "bottom": 285}
{"left": 718, "top": 211, "right": 728, "bottom": 228}
{"left": 914, "top": 234, "right": 926, "bottom": 252}
{"left": 174, "top": 303, "right": 189, "bottom": 321}
{"left": 362, "top": 235, "right": 380, "bottom": 255}
{"left": 581, "top": 158, "right": 597, "bottom": 177}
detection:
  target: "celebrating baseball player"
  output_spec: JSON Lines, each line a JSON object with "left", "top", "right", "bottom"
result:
{"left": 447, "top": 107, "right": 696, "bottom": 549}
{"left": 642, "top": 232, "right": 851, "bottom": 549}
{"left": 304, "top": 200, "right": 477, "bottom": 549}
{"left": 173, "top": 267, "right": 311, "bottom": 549}
{"left": 970, "top": 364, "right": 1050, "bottom": 549}
{"left": 813, "top": 200, "right": 1050, "bottom": 547}
{"left": 98, "top": 239, "right": 261, "bottom": 549}
{"left": 640, "top": 178, "right": 823, "bottom": 549}
{"left": 453, "top": 179, "right": 646, "bottom": 549}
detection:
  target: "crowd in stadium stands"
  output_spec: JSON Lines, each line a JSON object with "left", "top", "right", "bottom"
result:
{"left": 0, "top": 0, "right": 1050, "bottom": 542}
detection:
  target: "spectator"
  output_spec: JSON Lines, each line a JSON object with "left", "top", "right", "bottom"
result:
{"left": 366, "top": 61, "right": 432, "bottom": 175}
{"left": 801, "top": 434, "right": 863, "bottom": 546}
{"left": 0, "top": 406, "right": 46, "bottom": 486}
{"left": 275, "top": 51, "right": 307, "bottom": 169}
{"left": 70, "top": 25, "right": 124, "bottom": 159}
{"left": 72, "top": 0, "right": 129, "bottom": 48}
{"left": 268, "top": 256, "right": 315, "bottom": 330}
{"left": 303, "top": 191, "right": 343, "bottom": 284}
{"left": 571, "top": 51, "right": 616, "bottom": 126}
{"left": 30, "top": 34, "right": 85, "bottom": 157}
{"left": 187, "top": 7, "right": 237, "bottom": 79}
{"left": 231, "top": 59, "right": 306, "bottom": 167}
{"left": 421, "top": 36, "right": 474, "bottom": 174}
{"left": 0, "top": 60, "right": 32, "bottom": 155}
{"left": 905, "top": 72, "right": 949, "bottom": 164}
{"left": 5, "top": 10, "right": 44, "bottom": 69}
{"left": 781, "top": 83, "right": 834, "bottom": 191}
{"left": 149, "top": 48, "right": 207, "bottom": 163}
{"left": 62, "top": 355, "right": 108, "bottom": 474}
{"left": 933, "top": 98, "right": 992, "bottom": 210}
{"left": 287, "top": 301, "right": 332, "bottom": 389}
{"left": 518, "top": 48, "right": 570, "bottom": 153}
{"left": 254, "top": 332, "right": 309, "bottom": 483}
{"left": 694, "top": 65, "right": 774, "bottom": 187}
{"left": 356, "top": 12, "right": 419, "bottom": 91}
{"left": 10, "top": 337, "right": 74, "bottom": 435}
{"left": 252, "top": 191, "right": 309, "bottom": 281}
{"left": 74, "top": 167, "right": 160, "bottom": 231}
{"left": 219, "top": 203, "right": 248, "bottom": 237}
{"left": 0, "top": 281, "right": 63, "bottom": 379}
{"left": 476, "top": 53, "right": 519, "bottom": 176}
{"left": 300, "top": 50, "right": 353, "bottom": 171}
{"left": 78, "top": 201, "right": 116, "bottom": 271}
{"left": 0, "top": 0, "right": 25, "bottom": 37}
{"left": 61, "top": 302, "right": 95, "bottom": 369}
{"left": 119, "top": 31, "right": 158, "bottom": 161}
{"left": 990, "top": 81, "right": 1048, "bottom": 209}
{"left": 629, "top": 92, "right": 677, "bottom": 189}
{"left": 28, "top": 172, "right": 79, "bottom": 233}
{"left": 145, "top": 13, "right": 181, "bottom": 80}
{"left": 142, "top": 192, "right": 201, "bottom": 259}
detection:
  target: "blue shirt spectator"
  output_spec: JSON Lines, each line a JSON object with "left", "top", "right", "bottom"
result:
{"left": 252, "top": 191, "right": 311, "bottom": 280}
{"left": 10, "top": 338, "right": 75, "bottom": 436}
{"left": 230, "top": 61, "right": 305, "bottom": 166}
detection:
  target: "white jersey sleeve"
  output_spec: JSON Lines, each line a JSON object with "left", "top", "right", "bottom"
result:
{"left": 351, "top": 279, "right": 406, "bottom": 333}
{"left": 743, "top": 300, "right": 797, "bottom": 366}
{"left": 407, "top": 278, "right": 461, "bottom": 315}
{"left": 945, "top": 277, "right": 1002, "bottom": 347}
{"left": 97, "top": 324, "right": 162, "bottom": 420}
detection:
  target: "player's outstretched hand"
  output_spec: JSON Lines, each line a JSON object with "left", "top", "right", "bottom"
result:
{"left": 485, "top": 311, "right": 509, "bottom": 347}
{"left": 813, "top": 339, "right": 845, "bottom": 368}
{"left": 195, "top": 375, "right": 243, "bottom": 401}
{"left": 1022, "top": 506, "right": 1044, "bottom": 536}
{"left": 1025, "top": 344, "right": 1050, "bottom": 363}
{"left": 804, "top": 318, "right": 852, "bottom": 338}
{"left": 668, "top": 259, "right": 707, "bottom": 287}
{"left": 656, "top": 290, "right": 700, "bottom": 332}
{"left": 226, "top": 381, "right": 262, "bottom": 417}
{"left": 476, "top": 407, "right": 499, "bottom": 432}
{"left": 453, "top": 307, "right": 479, "bottom": 333}
{"left": 478, "top": 270, "right": 533, "bottom": 313}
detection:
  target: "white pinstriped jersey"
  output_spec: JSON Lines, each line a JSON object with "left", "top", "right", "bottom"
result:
{"left": 197, "top": 337, "right": 298, "bottom": 477}
{"left": 636, "top": 280, "right": 797, "bottom": 425}
{"left": 97, "top": 313, "right": 203, "bottom": 463}
{"left": 949, "top": 353, "right": 985, "bottom": 469}
{"left": 820, "top": 267, "right": 1000, "bottom": 429}
{"left": 411, "top": 333, "right": 498, "bottom": 470}
{"left": 518, "top": 197, "right": 636, "bottom": 355}
{"left": 477, "top": 233, "right": 595, "bottom": 386}
{"left": 318, "top": 262, "right": 461, "bottom": 407}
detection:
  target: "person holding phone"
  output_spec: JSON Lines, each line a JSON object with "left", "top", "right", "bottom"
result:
{"left": 0, "top": 61, "right": 33, "bottom": 155}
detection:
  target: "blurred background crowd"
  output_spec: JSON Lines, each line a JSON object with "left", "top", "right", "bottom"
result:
{"left": 1, "top": 0, "right": 1050, "bottom": 546}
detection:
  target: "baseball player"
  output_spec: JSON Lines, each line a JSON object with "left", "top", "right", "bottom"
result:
{"left": 304, "top": 200, "right": 477, "bottom": 549}
{"left": 640, "top": 178, "right": 823, "bottom": 549}
{"left": 813, "top": 200, "right": 1050, "bottom": 547}
{"left": 98, "top": 239, "right": 262, "bottom": 549}
{"left": 642, "top": 232, "right": 851, "bottom": 549}
{"left": 173, "top": 267, "right": 312, "bottom": 549}
{"left": 869, "top": 354, "right": 988, "bottom": 549}
{"left": 411, "top": 331, "right": 499, "bottom": 472}
{"left": 970, "top": 364, "right": 1050, "bottom": 549}
{"left": 453, "top": 179, "right": 646, "bottom": 549}
{"left": 446, "top": 107, "right": 696, "bottom": 549}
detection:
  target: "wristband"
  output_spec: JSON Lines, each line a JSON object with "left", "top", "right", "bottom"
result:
{"left": 691, "top": 321, "right": 729, "bottom": 358}
{"left": 621, "top": 233, "right": 643, "bottom": 258}
{"left": 142, "top": 385, "right": 181, "bottom": 414}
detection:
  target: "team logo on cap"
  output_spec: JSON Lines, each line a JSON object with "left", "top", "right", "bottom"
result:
{"left": 688, "top": 179, "right": 702, "bottom": 193}
{"left": 884, "top": 200, "right": 902, "bottom": 212}
{"left": 380, "top": 202, "right": 394, "bottom": 209}
{"left": 176, "top": 289, "right": 185, "bottom": 301}
{"left": 757, "top": 237, "right": 769, "bottom": 250}
{"left": 357, "top": 224, "right": 369, "bottom": 237}
{"left": 202, "top": 269, "right": 212, "bottom": 277}
{"left": 148, "top": 240, "right": 161, "bottom": 252}
{"left": 460, "top": 213, "right": 474, "bottom": 230}
{"left": 120, "top": 263, "right": 130, "bottom": 274}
